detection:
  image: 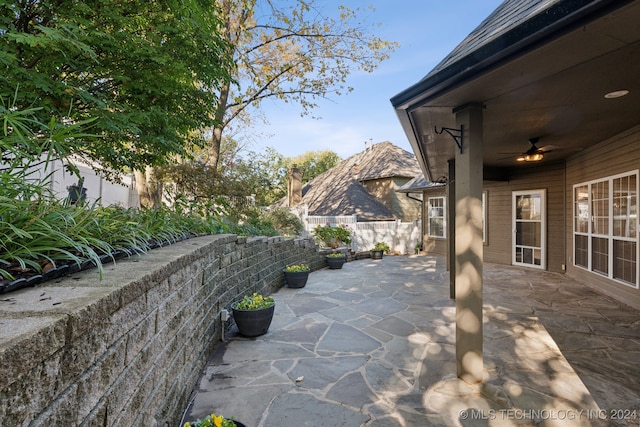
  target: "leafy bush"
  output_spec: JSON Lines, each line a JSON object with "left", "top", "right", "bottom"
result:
{"left": 312, "top": 224, "right": 352, "bottom": 247}
{"left": 0, "top": 104, "right": 228, "bottom": 281}
{"left": 262, "top": 207, "right": 303, "bottom": 237}
{"left": 0, "top": 103, "right": 294, "bottom": 284}
{"left": 226, "top": 207, "right": 278, "bottom": 237}
{"left": 371, "top": 242, "right": 390, "bottom": 252}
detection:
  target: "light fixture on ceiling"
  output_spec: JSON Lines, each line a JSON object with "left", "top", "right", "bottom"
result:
{"left": 500, "top": 137, "right": 560, "bottom": 163}
{"left": 517, "top": 152, "right": 544, "bottom": 162}
{"left": 515, "top": 137, "right": 545, "bottom": 162}
{"left": 604, "top": 89, "right": 629, "bottom": 99}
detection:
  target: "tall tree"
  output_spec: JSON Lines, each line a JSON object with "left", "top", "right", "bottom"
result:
{"left": 158, "top": 143, "right": 340, "bottom": 209}
{"left": 208, "top": 0, "right": 398, "bottom": 170}
{"left": 0, "top": 0, "right": 233, "bottom": 194}
{"left": 288, "top": 150, "right": 341, "bottom": 184}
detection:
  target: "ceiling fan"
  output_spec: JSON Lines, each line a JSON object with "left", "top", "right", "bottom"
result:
{"left": 500, "top": 137, "right": 559, "bottom": 162}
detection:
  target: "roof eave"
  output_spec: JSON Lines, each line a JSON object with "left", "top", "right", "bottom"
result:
{"left": 390, "top": 0, "right": 631, "bottom": 111}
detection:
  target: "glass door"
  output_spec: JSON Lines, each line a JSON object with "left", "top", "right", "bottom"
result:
{"left": 513, "top": 190, "right": 546, "bottom": 269}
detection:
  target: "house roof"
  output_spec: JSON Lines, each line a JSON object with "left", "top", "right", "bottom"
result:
{"left": 391, "top": 0, "right": 639, "bottom": 181}
{"left": 355, "top": 141, "right": 421, "bottom": 181}
{"left": 424, "top": 0, "right": 559, "bottom": 80}
{"left": 276, "top": 141, "right": 420, "bottom": 221}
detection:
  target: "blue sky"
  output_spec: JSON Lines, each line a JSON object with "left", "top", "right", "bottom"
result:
{"left": 238, "top": 0, "right": 503, "bottom": 159}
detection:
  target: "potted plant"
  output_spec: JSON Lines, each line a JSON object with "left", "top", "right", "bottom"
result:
{"left": 283, "top": 263, "right": 310, "bottom": 288}
{"left": 231, "top": 292, "right": 275, "bottom": 337}
{"left": 325, "top": 252, "right": 346, "bottom": 269}
{"left": 312, "top": 224, "right": 352, "bottom": 249}
{"left": 184, "top": 412, "right": 246, "bottom": 427}
{"left": 370, "top": 241, "right": 390, "bottom": 260}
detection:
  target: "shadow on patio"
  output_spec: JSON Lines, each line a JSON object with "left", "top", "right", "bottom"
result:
{"left": 182, "top": 255, "right": 640, "bottom": 427}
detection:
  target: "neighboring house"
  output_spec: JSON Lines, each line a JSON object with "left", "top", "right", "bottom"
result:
{"left": 391, "top": 0, "right": 639, "bottom": 382}
{"left": 283, "top": 141, "right": 422, "bottom": 222}
{"left": 277, "top": 141, "right": 422, "bottom": 253}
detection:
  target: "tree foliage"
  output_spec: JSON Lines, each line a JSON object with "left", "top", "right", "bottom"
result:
{"left": 0, "top": 0, "right": 233, "bottom": 175}
{"left": 0, "top": 105, "right": 231, "bottom": 283}
{"left": 288, "top": 150, "right": 340, "bottom": 184}
{"left": 208, "top": 0, "right": 398, "bottom": 170}
{"left": 159, "top": 137, "right": 340, "bottom": 212}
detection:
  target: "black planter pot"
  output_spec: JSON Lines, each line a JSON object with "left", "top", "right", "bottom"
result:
{"left": 371, "top": 250, "right": 384, "bottom": 260}
{"left": 326, "top": 255, "right": 346, "bottom": 269}
{"left": 232, "top": 304, "right": 275, "bottom": 337}
{"left": 284, "top": 270, "right": 309, "bottom": 288}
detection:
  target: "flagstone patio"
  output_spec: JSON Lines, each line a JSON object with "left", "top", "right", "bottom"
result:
{"left": 182, "top": 255, "right": 640, "bottom": 427}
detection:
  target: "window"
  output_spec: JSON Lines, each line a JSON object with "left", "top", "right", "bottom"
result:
{"left": 573, "top": 171, "right": 638, "bottom": 288}
{"left": 428, "top": 197, "right": 446, "bottom": 238}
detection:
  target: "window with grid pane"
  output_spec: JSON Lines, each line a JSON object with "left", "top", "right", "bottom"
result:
{"left": 574, "top": 185, "right": 589, "bottom": 268}
{"left": 612, "top": 174, "right": 637, "bottom": 284}
{"left": 573, "top": 171, "right": 638, "bottom": 288}
{"left": 428, "top": 197, "right": 445, "bottom": 238}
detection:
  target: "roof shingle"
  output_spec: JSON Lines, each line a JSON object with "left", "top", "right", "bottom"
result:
{"left": 276, "top": 142, "right": 421, "bottom": 221}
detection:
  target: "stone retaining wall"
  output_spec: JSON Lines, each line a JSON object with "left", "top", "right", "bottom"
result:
{"left": 0, "top": 235, "right": 324, "bottom": 426}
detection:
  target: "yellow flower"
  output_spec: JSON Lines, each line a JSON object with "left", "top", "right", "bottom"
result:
{"left": 184, "top": 424, "right": 191, "bottom": 427}
{"left": 213, "top": 414, "right": 224, "bottom": 427}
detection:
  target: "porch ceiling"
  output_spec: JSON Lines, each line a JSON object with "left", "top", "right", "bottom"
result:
{"left": 395, "top": 1, "right": 640, "bottom": 181}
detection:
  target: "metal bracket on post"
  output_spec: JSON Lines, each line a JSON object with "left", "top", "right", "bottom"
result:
{"left": 434, "top": 125, "right": 463, "bottom": 154}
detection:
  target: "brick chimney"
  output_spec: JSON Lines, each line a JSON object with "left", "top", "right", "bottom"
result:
{"left": 287, "top": 165, "right": 302, "bottom": 206}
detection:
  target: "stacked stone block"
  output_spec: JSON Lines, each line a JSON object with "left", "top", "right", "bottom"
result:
{"left": 0, "top": 234, "right": 323, "bottom": 426}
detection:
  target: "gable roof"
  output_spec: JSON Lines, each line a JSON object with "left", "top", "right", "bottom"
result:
{"left": 276, "top": 141, "right": 420, "bottom": 221}
{"left": 355, "top": 141, "right": 422, "bottom": 181}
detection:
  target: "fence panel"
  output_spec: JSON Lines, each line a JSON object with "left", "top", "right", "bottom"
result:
{"left": 304, "top": 215, "right": 420, "bottom": 254}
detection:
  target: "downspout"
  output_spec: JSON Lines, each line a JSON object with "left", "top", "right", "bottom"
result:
{"left": 405, "top": 192, "right": 424, "bottom": 253}
{"left": 563, "top": 159, "right": 567, "bottom": 272}
{"left": 405, "top": 192, "right": 423, "bottom": 204}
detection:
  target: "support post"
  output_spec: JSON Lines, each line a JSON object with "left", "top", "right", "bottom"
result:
{"left": 453, "top": 102, "right": 484, "bottom": 384}
{"left": 448, "top": 159, "right": 455, "bottom": 299}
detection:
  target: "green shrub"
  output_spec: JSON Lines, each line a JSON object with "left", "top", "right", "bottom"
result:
{"left": 312, "top": 224, "right": 352, "bottom": 247}
{"left": 263, "top": 207, "right": 303, "bottom": 237}
{"left": 371, "top": 242, "right": 390, "bottom": 252}
{"left": 0, "top": 103, "right": 286, "bottom": 283}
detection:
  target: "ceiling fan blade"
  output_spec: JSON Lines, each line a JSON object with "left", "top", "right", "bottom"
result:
{"left": 538, "top": 144, "right": 561, "bottom": 152}
{"left": 498, "top": 154, "right": 521, "bottom": 160}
